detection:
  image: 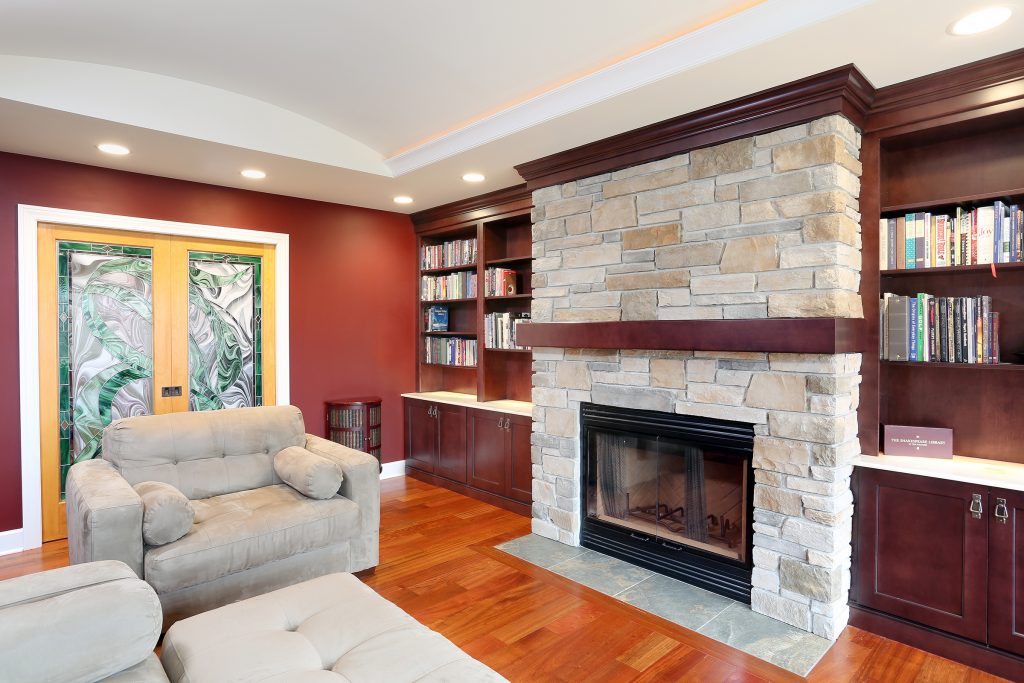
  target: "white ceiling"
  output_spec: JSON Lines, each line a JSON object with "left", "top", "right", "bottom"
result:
{"left": 0, "top": 0, "right": 1021, "bottom": 213}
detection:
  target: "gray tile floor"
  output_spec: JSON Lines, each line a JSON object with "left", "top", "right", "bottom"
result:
{"left": 496, "top": 533, "right": 832, "bottom": 677}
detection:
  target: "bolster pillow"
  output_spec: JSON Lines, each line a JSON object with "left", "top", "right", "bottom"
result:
{"left": 133, "top": 481, "right": 195, "bottom": 546}
{"left": 274, "top": 446, "right": 344, "bottom": 499}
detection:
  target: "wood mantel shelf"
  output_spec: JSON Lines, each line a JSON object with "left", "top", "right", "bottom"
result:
{"left": 516, "top": 318, "right": 865, "bottom": 354}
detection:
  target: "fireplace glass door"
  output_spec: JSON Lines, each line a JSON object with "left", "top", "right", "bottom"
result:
{"left": 586, "top": 429, "right": 750, "bottom": 563}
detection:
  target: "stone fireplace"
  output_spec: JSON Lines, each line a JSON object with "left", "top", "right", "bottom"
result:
{"left": 527, "top": 115, "right": 863, "bottom": 640}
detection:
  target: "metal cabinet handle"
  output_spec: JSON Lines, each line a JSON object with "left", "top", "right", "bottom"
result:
{"left": 970, "top": 493, "right": 983, "bottom": 519}
{"left": 995, "top": 498, "right": 1009, "bottom": 524}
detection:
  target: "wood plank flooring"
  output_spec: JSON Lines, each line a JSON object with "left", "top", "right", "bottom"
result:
{"left": 0, "top": 475, "right": 1008, "bottom": 682}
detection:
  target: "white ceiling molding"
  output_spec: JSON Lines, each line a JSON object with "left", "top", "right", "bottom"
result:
{"left": 384, "top": 0, "right": 877, "bottom": 176}
{"left": 0, "top": 55, "right": 391, "bottom": 176}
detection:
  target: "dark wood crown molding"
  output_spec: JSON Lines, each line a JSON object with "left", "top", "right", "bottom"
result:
{"left": 514, "top": 65, "right": 875, "bottom": 190}
{"left": 411, "top": 184, "right": 531, "bottom": 233}
{"left": 516, "top": 318, "right": 865, "bottom": 354}
{"left": 867, "top": 48, "right": 1024, "bottom": 134}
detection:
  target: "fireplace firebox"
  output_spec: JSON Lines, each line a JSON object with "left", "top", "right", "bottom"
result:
{"left": 580, "top": 402, "right": 754, "bottom": 602}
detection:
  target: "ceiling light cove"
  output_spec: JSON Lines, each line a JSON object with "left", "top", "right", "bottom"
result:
{"left": 97, "top": 142, "right": 130, "bottom": 156}
{"left": 462, "top": 172, "right": 485, "bottom": 183}
{"left": 393, "top": 196, "right": 414, "bottom": 205}
{"left": 949, "top": 7, "right": 1012, "bottom": 35}
{"left": 241, "top": 169, "right": 266, "bottom": 179}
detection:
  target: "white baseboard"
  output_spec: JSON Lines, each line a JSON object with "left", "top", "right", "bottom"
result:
{"left": 0, "top": 529, "right": 24, "bottom": 556}
{"left": 380, "top": 460, "right": 407, "bottom": 480}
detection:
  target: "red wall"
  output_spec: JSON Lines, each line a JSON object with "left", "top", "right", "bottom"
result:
{"left": 0, "top": 152, "right": 417, "bottom": 533}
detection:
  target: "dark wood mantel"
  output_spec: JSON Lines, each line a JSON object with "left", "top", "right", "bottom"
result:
{"left": 516, "top": 318, "right": 865, "bottom": 354}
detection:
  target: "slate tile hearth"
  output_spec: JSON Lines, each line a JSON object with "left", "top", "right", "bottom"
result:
{"left": 496, "top": 533, "right": 832, "bottom": 677}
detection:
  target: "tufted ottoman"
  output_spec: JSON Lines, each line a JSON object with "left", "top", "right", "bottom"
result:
{"left": 161, "top": 572, "right": 506, "bottom": 682}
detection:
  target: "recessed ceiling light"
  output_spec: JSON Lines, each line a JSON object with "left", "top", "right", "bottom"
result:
{"left": 462, "top": 172, "right": 486, "bottom": 183}
{"left": 393, "top": 196, "right": 414, "bottom": 205}
{"left": 949, "top": 7, "right": 1011, "bottom": 35}
{"left": 241, "top": 169, "right": 266, "bottom": 179}
{"left": 97, "top": 143, "right": 130, "bottom": 156}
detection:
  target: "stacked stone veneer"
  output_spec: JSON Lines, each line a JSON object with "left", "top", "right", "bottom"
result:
{"left": 528, "top": 115, "right": 864, "bottom": 640}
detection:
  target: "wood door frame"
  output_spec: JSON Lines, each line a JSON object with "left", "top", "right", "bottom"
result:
{"left": 17, "top": 205, "right": 290, "bottom": 552}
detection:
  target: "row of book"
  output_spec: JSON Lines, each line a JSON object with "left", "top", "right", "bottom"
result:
{"left": 484, "top": 312, "right": 531, "bottom": 350}
{"left": 879, "top": 203, "right": 1023, "bottom": 270}
{"left": 424, "top": 305, "right": 449, "bottom": 332}
{"left": 484, "top": 267, "right": 517, "bottom": 297}
{"left": 424, "top": 337, "right": 477, "bottom": 367}
{"left": 421, "top": 237, "right": 477, "bottom": 270}
{"left": 880, "top": 292, "right": 1001, "bottom": 364}
{"left": 421, "top": 271, "right": 477, "bottom": 301}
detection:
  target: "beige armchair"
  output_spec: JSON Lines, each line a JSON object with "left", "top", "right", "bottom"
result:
{"left": 66, "top": 405, "right": 380, "bottom": 627}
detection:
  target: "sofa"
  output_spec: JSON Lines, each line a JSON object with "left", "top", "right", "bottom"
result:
{"left": 65, "top": 405, "right": 380, "bottom": 626}
{"left": 0, "top": 560, "right": 168, "bottom": 682}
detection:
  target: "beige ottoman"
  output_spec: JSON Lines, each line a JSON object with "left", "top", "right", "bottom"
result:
{"left": 161, "top": 573, "right": 506, "bottom": 682}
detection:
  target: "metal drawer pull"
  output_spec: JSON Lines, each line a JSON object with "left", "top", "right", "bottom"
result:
{"left": 970, "top": 494, "right": 983, "bottom": 519}
{"left": 629, "top": 532, "right": 650, "bottom": 542}
{"left": 995, "top": 498, "right": 1009, "bottom": 524}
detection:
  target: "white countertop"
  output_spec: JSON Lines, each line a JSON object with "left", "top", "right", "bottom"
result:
{"left": 401, "top": 391, "right": 533, "bottom": 417}
{"left": 854, "top": 453, "right": 1024, "bottom": 492}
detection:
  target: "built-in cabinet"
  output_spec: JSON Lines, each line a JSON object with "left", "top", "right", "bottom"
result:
{"left": 854, "top": 468, "right": 1024, "bottom": 660}
{"left": 405, "top": 397, "right": 531, "bottom": 514}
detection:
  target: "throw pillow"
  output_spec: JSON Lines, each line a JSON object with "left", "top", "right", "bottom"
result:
{"left": 274, "top": 446, "right": 343, "bottom": 500}
{"left": 133, "top": 481, "right": 195, "bottom": 546}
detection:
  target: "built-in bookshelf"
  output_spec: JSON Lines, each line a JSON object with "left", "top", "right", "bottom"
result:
{"left": 411, "top": 186, "right": 533, "bottom": 402}
{"left": 864, "top": 106, "right": 1024, "bottom": 464}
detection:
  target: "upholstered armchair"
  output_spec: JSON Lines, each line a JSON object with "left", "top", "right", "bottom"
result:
{"left": 65, "top": 405, "right": 380, "bottom": 626}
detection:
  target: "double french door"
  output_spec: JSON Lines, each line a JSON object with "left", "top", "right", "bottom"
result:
{"left": 37, "top": 224, "right": 276, "bottom": 541}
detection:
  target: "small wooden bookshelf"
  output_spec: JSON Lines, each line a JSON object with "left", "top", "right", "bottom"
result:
{"left": 411, "top": 186, "right": 533, "bottom": 403}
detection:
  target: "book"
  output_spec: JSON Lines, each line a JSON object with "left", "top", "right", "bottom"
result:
{"left": 886, "top": 295, "right": 909, "bottom": 361}
{"left": 887, "top": 218, "right": 897, "bottom": 270}
{"left": 879, "top": 219, "right": 888, "bottom": 271}
{"left": 935, "top": 215, "right": 948, "bottom": 267}
{"left": 915, "top": 213, "right": 926, "bottom": 269}
{"left": 905, "top": 214, "right": 916, "bottom": 269}
{"left": 426, "top": 305, "right": 448, "bottom": 332}
{"left": 896, "top": 216, "right": 907, "bottom": 269}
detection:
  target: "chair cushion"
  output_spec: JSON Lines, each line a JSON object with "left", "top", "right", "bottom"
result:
{"left": 145, "top": 485, "right": 359, "bottom": 594}
{"left": 103, "top": 405, "right": 306, "bottom": 500}
{"left": 135, "top": 481, "right": 195, "bottom": 546}
{"left": 161, "top": 573, "right": 506, "bottom": 683}
{"left": 275, "top": 446, "right": 344, "bottom": 500}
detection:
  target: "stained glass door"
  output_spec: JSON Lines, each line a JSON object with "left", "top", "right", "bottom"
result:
{"left": 38, "top": 227, "right": 276, "bottom": 541}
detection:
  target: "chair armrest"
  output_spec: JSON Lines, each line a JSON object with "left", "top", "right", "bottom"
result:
{"left": 304, "top": 434, "right": 380, "bottom": 533}
{"left": 65, "top": 459, "right": 145, "bottom": 578}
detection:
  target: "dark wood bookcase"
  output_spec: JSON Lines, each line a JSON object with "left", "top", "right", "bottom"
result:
{"left": 850, "top": 49, "right": 1024, "bottom": 679}
{"left": 862, "top": 99, "right": 1024, "bottom": 464}
{"left": 411, "top": 185, "right": 534, "bottom": 403}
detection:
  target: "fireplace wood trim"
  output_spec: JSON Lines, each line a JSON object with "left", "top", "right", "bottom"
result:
{"left": 514, "top": 65, "right": 874, "bottom": 190}
{"left": 517, "top": 317, "right": 865, "bottom": 353}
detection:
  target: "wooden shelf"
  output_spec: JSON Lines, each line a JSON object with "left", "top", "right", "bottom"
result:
{"left": 517, "top": 318, "right": 864, "bottom": 353}
{"left": 423, "top": 331, "right": 476, "bottom": 337}
{"left": 420, "top": 297, "right": 476, "bottom": 304}
{"left": 485, "top": 347, "right": 532, "bottom": 353}
{"left": 421, "top": 363, "right": 477, "bottom": 369}
{"left": 420, "top": 263, "right": 477, "bottom": 275}
{"left": 485, "top": 293, "right": 531, "bottom": 300}
{"left": 880, "top": 188, "right": 1024, "bottom": 214}
{"left": 881, "top": 263, "right": 1024, "bottom": 277}
{"left": 881, "top": 360, "right": 1024, "bottom": 371}
{"left": 486, "top": 255, "right": 532, "bottom": 266}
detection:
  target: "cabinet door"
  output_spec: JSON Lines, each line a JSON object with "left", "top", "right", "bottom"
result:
{"left": 467, "top": 409, "right": 507, "bottom": 495}
{"left": 404, "top": 399, "right": 437, "bottom": 473}
{"left": 436, "top": 404, "right": 467, "bottom": 483}
{"left": 854, "top": 468, "right": 987, "bottom": 641}
{"left": 507, "top": 414, "right": 533, "bottom": 504}
{"left": 989, "top": 488, "right": 1024, "bottom": 656}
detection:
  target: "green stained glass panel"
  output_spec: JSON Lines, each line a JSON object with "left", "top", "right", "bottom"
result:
{"left": 57, "top": 242, "right": 154, "bottom": 495}
{"left": 187, "top": 252, "right": 263, "bottom": 411}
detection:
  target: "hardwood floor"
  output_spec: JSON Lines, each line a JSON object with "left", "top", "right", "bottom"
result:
{"left": 0, "top": 475, "right": 1008, "bottom": 682}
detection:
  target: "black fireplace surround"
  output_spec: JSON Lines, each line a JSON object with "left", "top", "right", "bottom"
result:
{"left": 580, "top": 402, "right": 755, "bottom": 603}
